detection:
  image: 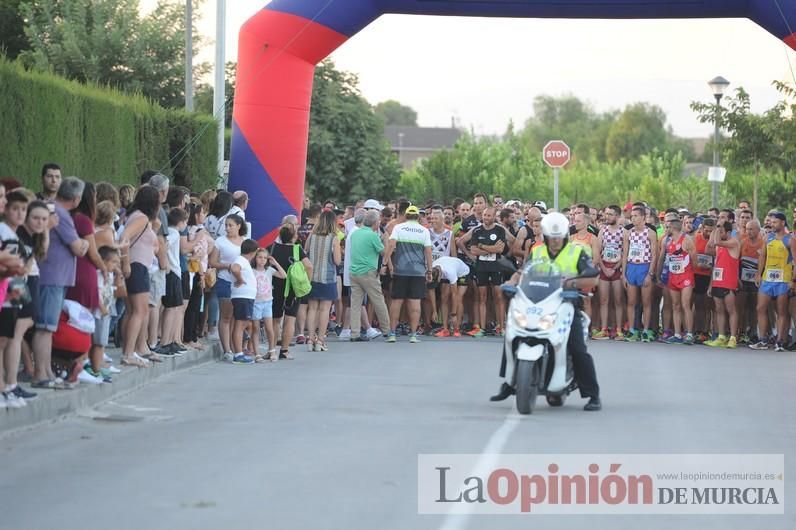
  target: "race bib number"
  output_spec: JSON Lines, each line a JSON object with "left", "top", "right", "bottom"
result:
{"left": 668, "top": 259, "right": 685, "bottom": 274}
{"left": 712, "top": 268, "right": 724, "bottom": 282}
{"left": 479, "top": 253, "right": 497, "bottom": 262}
{"left": 432, "top": 251, "right": 442, "bottom": 261}
{"left": 602, "top": 245, "right": 620, "bottom": 262}
{"left": 741, "top": 268, "right": 757, "bottom": 282}
{"left": 629, "top": 242, "right": 645, "bottom": 261}
{"left": 765, "top": 269, "right": 784, "bottom": 282}
{"left": 697, "top": 254, "right": 713, "bottom": 269}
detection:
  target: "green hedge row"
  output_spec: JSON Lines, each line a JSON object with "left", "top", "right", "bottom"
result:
{"left": 0, "top": 58, "right": 218, "bottom": 192}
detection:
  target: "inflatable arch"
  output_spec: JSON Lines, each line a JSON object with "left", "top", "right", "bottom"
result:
{"left": 229, "top": 0, "right": 796, "bottom": 244}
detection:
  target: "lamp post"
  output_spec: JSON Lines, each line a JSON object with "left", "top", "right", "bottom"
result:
{"left": 397, "top": 132, "right": 404, "bottom": 168}
{"left": 708, "top": 75, "right": 730, "bottom": 208}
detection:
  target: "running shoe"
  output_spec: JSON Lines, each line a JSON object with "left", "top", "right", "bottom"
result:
{"left": 683, "top": 333, "right": 695, "bottom": 345}
{"left": 11, "top": 386, "right": 37, "bottom": 400}
{"left": 775, "top": 342, "right": 785, "bottom": 352}
{"left": 386, "top": 332, "right": 397, "bottom": 343}
{"left": 624, "top": 329, "right": 640, "bottom": 342}
{"left": 232, "top": 353, "right": 254, "bottom": 364}
{"left": 466, "top": 326, "right": 483, "bottom": 337}
{"left": 434, "top": 328, "right": 451, "bottom": 338}
{"left": 452, "top": 329, "right": 461, "bottom": 338}
{"left": 409, "top": 334, "right": 421, "bottom": 344}
{"left": 725, "top": 336, "right": 737, "bottom": 349}
{"left": 612, "top": 328, "right": 625, "bottom": 340}
{"left": 592, "top": 328, "right": 610, "bottom": 340}
{"left": 641, "top": 330, "right": 654, "bottom": 343}
{"left": 495, "top": 326, "right": 504, "bottom": 337}
{"left": 295, "top": 334, "right": 306, "bottom": 345}
{"left": 749, "top": 340, "right": 769, "bottom": 350}
{"left": 705, "top": 335, "right": 728, "bottom": 348}
{"left": 665, "top": 334, "right": 684, "bottom": 344}
{"left": 658, "top": 329, "right": 673, "bottom": 343}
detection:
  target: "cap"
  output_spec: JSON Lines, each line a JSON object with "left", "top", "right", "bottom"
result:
{"left": 533, "top": 200, "right": 547, "bottom": 211}
{"left": 363, "top": 199, "right": 384, "bottom": 211}
{"left": 406, "top": 205, "right": 420, "bottom": 215}
{"left": 771, "top": 211, "right": 787, "bottom": 222}
{"left": 623, "top": 202, "right": 633, "bottom": 211}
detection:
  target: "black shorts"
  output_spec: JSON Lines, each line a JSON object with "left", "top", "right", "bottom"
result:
{"left": 341, "top": 285, "right": 351, "bottom": 298}
{"left": 18, "top": 275, "right": 39, "bottom": 319}
{"left": 272, "top": 280, "right": 299, "bottom": 319}
{"left": 126, "top": 262, "right": 150, "bottom": 295}
{"left": 476, "top": 269, "right": 503, "bottom": 287}
{"left": 390, "top": 275, "right": 426, "bottom": 300}
{"left": 380, "top": 273, "right": 391, "bottom": 290}
{"left": 0, "top": 307, "right": 17, "bottom": 338}
{"left": 711, "top": 287, "right": 736, "bottom": 299}
{"left": 181, "top": 271, "right": 191, "bottom": 300}
{"left": 694, "top": 274, "right": 711, "bottom": 295}
{"left": 162, "top": 271, "right": 184, "bottom": 308}
{"left": 739, "top": 280, "right": 758, "bottom": 293}
{"left": 232, "top": 298, "right": 254, "bottom": 321}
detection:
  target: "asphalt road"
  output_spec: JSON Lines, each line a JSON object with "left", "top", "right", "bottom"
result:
{"left": 2, "top": 337, "right": 795, "bottom": 529}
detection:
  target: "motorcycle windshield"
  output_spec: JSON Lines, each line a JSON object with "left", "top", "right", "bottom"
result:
{"left": 519, "top": 260, "right": 562, "bottom": 303}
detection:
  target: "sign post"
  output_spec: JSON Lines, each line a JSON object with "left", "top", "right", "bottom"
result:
{"left": 542, "top": 140, "right": 571, "bottom": 211}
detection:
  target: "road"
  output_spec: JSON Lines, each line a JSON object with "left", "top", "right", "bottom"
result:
{"left": 1, "top": 337, "right": 795, "bottom": 529}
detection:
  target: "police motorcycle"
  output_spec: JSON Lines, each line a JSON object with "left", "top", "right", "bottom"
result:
{"left": 501, "top": 260, "right": 590, "bottom": 414}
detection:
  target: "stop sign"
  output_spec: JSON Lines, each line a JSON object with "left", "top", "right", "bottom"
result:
{"left": 542, "top": 140, "right": 571, "bottom": 168}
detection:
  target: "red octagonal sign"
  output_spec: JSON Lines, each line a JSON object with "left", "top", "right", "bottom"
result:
{"left": 543, "top": 140, "right": 571, "bottom": 168}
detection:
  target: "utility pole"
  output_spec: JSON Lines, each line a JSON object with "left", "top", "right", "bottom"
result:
{"left": 185, "top": 0, "right": 193, "bottom": 111}
{"left": 214, "top": 0, "right": 226, "bottom": 180}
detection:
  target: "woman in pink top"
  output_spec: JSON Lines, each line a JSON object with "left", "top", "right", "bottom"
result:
{"left": 120, "top": 186, "right": 160, "bottom": 368}
{"left": 184, "top": 201, "right": 215, "bottom": 347}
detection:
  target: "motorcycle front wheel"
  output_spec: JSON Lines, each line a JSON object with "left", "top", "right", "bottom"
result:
{"left": 515, "top": 359, "right": 541, "bottom": 414}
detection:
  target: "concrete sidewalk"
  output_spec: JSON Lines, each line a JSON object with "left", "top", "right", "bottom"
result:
{"left": 0, "top": 342, "right": 220, "bottom": 436}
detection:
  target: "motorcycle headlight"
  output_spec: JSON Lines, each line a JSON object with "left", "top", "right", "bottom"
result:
{"left": 512, "top": 309, "right": 528, "bottom": 328}
{"left": 538, "top": 314, "right": 556, "bottom": 330}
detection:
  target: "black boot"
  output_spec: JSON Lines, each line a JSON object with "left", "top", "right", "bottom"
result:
{"left": 583, "top": 397, "right": 602, "bottom": 411}
{"left": 490, "top": 382, "right": 515, "bottom": 402}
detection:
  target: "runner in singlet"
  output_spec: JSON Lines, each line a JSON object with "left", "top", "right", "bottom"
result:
{"left": 572, "top": 212, "right": 599, "bottom": 330}
{"left": 622, "top": 206, "right": 657, "bottom": 342}
{"left": 662, "top": 218, "right": 696, "bottom": 344}
{"left": 705, "top": 221, "right": 740, "bottom": 348}
{"left": 655, "top": 216, "right": 674, "bottom": 342}
{"left": 692, "top": 218, "right": 716, "bottom": 342}
{"left": 738, "top": 219, "right": 763, "bottom": 343}
{"left": 750, "top": 211, "right": 796, "bottom": 351}
{"left": 594, "top": 205, "right": 625, "bottom": 340}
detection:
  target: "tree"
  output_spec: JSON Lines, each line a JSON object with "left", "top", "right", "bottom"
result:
{"left": 0, "top": 0, "right": 27, "bottom": 59}
{"left": 374, "top": 100, "right": 417, "bottom": 126}
{"left": 605, "top": 102, "right": 669, "bottom": 161}
{"left": 195, "top": 62, "right": 236, "bottom": 128}
{"left": 306, "top": 60, "right": 401, "bottom": 204}
{"left": 19, "top": 0, "right": 207, "bottom": 108}
{"left": 691, "top": 86, "right": 781, "bottom": 217}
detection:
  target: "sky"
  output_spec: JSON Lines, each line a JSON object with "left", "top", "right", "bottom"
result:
{"left": 142, "top": 1, "right": 796, "bottom": 139}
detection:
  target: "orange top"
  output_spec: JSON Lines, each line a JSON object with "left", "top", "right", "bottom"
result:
{"left": 693, "top": 231, "right": 714, "bottom": 276}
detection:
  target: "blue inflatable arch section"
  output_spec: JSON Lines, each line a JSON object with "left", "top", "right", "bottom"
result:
{"left": 229, "top": 0, "right": 796, "bottom": 244}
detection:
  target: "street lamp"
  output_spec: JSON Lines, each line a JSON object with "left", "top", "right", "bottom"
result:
{"left": 708, "top": 75, "right": 730, "bottom": 208}
{"left": 398, "top": 132, "right": 404, "bottom": 167}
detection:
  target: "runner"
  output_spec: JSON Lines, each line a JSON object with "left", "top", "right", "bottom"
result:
{"left": 737, "top": 219, "right": 763, "bottom": 343}
{"left": 571, "top": 212, "right": 599, "bottom": 328}
{"left": 692, "top": 217, "right": 716, "bottom": 342}
{"left": 431, "top": 256, "right": 471, "bottom": 337}
{"left": 659, "top": 214, "right": 696, "bottom": 344}
{"left": 622, "top": 206, "right": 658, "bottom": 342}
{"left": 593, "top": 205, "right": 625, "bottom": 340}
{"left": 750, "top": 211, "right": 796, "bottom": 351}
{"left": 705, "top": 221, "right": 741, "bottom": 348}
{"left": 426, "top": 205, "right": 454, "bottom": 331}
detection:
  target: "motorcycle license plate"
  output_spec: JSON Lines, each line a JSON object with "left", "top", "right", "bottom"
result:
{"left": 517, "top": 343, "right": 544, "bottom": 361}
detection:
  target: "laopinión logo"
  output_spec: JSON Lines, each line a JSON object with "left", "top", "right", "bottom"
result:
{"left": 417, "top": 454, "right": 784, "bottom": 515}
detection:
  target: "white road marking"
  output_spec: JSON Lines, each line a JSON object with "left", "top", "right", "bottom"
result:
{"left": 437, "top": 412, "right": 522, "bottom": 530}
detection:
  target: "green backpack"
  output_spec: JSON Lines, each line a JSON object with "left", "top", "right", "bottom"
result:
{"left": 284, "top": 244, "right": 311, "bottom": 298}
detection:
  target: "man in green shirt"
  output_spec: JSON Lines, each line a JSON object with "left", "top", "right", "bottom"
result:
{"left": 349, "top": 210, "right": 391, "bottom": 336}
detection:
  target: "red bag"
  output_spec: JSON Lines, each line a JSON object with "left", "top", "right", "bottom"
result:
{"left": 52, "top": 311, "right": 91, "bottom": 355}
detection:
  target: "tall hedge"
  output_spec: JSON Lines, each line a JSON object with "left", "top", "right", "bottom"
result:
{"left": 0, "top": 58, "right": 218, "bottom": 191}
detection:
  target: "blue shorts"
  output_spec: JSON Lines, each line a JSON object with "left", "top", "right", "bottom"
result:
{"left": 232, "top": 298, "right": 254, "bottom": 321}
{"left": 36, "top": 285, "right": 67, "bottom": 332}
{"left": 253, "top": 300, "right": 273, "bottom": 320}
{"left": 626, "top": 262, "right": 651, "bottom": 287}
{"left": 215, "top": 278, "right": 232, "bottom": 299}
{"left": 760, "top": 281, "right": 789, "bottom": 298}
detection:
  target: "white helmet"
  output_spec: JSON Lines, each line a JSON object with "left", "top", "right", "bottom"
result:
{"left": 541, "top": 212, "right": 570, "bottom": 239}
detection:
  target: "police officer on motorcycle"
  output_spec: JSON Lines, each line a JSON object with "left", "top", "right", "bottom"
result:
{"left": 491, "top": 212, "right": 602, "bottom": 411}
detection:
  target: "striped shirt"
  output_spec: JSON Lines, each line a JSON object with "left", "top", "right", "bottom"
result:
{"left": 307, "top": 233, "right": 337, "bottom": 284}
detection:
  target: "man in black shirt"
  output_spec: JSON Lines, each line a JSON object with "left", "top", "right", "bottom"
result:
{"left": 568, "top": 203, "right": 600, "bottom": 237}
{"left": 458, "top": 207, "right": 507, "bottom": 336}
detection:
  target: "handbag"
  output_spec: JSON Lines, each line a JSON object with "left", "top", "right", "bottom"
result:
{"left": 204, "top": 268, "right": 217, "bottom": 289}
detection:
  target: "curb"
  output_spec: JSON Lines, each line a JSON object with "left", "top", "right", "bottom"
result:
{"left": 0, "top": 342, "right": 221, "bottom": 437}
